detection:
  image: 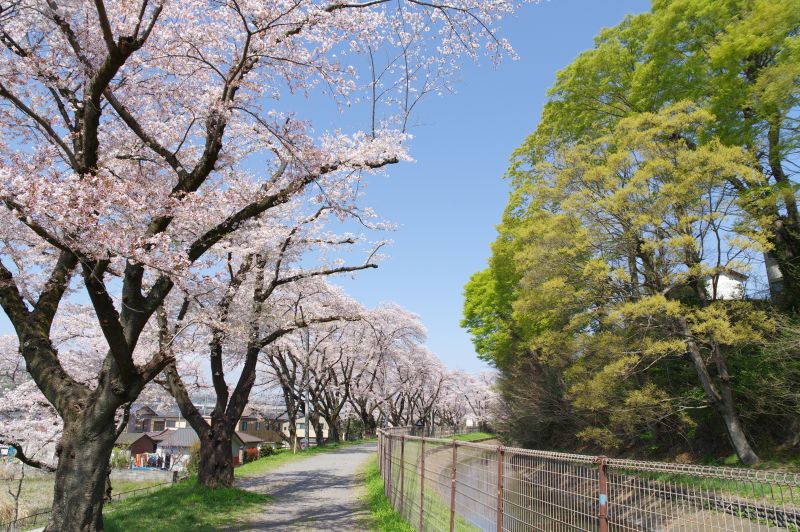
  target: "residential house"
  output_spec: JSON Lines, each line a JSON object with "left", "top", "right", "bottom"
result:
{"left": 125, "top": 402, "right": 317, "bottom": 451}
{"left": 151, "top": 428, "right": 264, "bottom": 471}
{"left": 281, "top": 415, "right": 329, "bottom": 445}
{"left": 126, "top": 406, "right": 188, "bottom": 433}
{"left": 235, "top": 409, "right": 286, "bottom": 447}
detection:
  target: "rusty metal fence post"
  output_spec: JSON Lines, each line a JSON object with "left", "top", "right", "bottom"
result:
{"left": 388, "top": 435, "right": 394, "bottom": 503}
{"left": 450, "top": 440, "right": 457, "bottom": 532}
{"left": 420, "top": 438, "right": 426, "bottom": 531}
{"left": 595, "top": 456, "right": 609, "bottom": 532}
{"left": 400, "top": 435, "right": 406, "bottom": 517}
{"left": 497, "top": 445, "right": 504, "bottom": 532}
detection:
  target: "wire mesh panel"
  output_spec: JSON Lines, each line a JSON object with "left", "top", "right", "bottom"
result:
{"left": 454, "top": 442, "right": 502, "bottom": 531}
{"left": 605, "top": 458, "right": 800, "bottom": 531}
{"left": 420, "top": 437, "right": 455, "bottom": 531}
{"left": 378, "top": 429, "right": 800, "bottom": 532}
{"left": 502, "top": 448, "right": 598, "bottom": 531}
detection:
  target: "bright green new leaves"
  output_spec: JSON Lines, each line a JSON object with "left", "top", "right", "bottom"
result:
{"left": 513, "top": 0, "right": 800, "bottom": 306}
{"left": 467, "top": 102, "right": 786, "bottom": 455}
{"left": 466, "top": 0, "right": 800, "bottom": 458}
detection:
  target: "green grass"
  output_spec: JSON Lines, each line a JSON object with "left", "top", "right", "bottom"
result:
{"left": 452, "top": 432, "right": 496, "bottom": 442}
{"left": 235, "top": 439, "right": 375, "bottom": 478}
{"left": 619, "top": 469, "right": 796, "bottom": 505}
{"left": 361, "top": 459, "right": 414, "bottom": 532}
{"left": 391, "top": 440, "right": 481, "bottom": 532}
{"left": 0, "top": 474, "right": 171, "bottom": 523}
{"left": 104, "top": 478, "right": 269, "bottom": 532}
{"left": 111, "top": 479, "right": 166, "bottom": 494}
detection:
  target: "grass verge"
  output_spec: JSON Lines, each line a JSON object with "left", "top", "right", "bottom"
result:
{"left": 235, "top": 439, "right": 375, "bottom": 478}
{"left": 0, "top": 474, "right": 171, "bottom": 524}
{"left": 452, "top": 432, "right": 496, "bottom": 442}
{"left": 104, "top": 478, "right": 269, "bottom": 532}
{"left": 360, "top": 458, "right": 414, "bottom": 532}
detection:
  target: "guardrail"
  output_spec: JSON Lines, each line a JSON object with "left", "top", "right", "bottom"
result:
{"left": 377, "top": 428, "right": 800, "bottom": 531}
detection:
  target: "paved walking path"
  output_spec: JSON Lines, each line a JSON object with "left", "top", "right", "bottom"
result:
{"left": 235, "top": 442, "right": 377, "bottom": 531}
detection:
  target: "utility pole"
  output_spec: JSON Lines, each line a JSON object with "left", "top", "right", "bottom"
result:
{"left": 303, "top": 384, "right": 310, "bottom": 450}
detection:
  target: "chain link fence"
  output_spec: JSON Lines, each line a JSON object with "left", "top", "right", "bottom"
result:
{"left": 378, "top": 428, "right": 800, "bottom": 531}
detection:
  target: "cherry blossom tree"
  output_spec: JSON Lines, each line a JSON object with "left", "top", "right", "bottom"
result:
{"left": 159, "top": 207, "right": 374, "bottom": 487}
{"left": 0, "top": 0, "right": 529, "bottom": 528}
{"left": 347, "top": 304, "right": 426, "bottom": 434}
{"left": 435, "top": 370, "right": 498, "bottom": 429}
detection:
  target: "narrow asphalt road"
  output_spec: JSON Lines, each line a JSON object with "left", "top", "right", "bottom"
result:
{"left": 235, "top": 442, "right": 377, "bottom": 531}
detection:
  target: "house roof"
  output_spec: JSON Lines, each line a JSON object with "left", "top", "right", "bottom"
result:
{"left": 115, "top": 433, "right": 153, "bottom": 446}
{"left": 146, "top": 430, "right": 172, "bottom": 441}
{"left": 705, "top": 269, "right": 749, "bottom": 282}
{"left": 156, "top": 428, "right": 244, "bottom": 449}
{"left": 158, "top": 428, "right": 199, "bottom": 448}
{"left": 236, "top": 432, "right": 264, "bottom": 444}
{"left": 131, "top": 405, "right": 158, "bottom": 416}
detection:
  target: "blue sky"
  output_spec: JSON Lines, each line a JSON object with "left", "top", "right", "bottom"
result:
{"left": 333, "top": 0, "right": 652, "bottom": 372}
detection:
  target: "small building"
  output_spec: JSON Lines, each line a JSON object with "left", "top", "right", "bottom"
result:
{"left": 236, "top": 431, "right": 265, "bottom": 462}
{"left": 154, "top": 428, "right": 250, "bottom": 471}
{"left": 114, "top": 432, "right": 156, "bottom": 456}
{"left": 705, "top": 270, "right": 747, "bottom": 300}
{"left": 0, "top": 444, "right": 15, "bottom": 465}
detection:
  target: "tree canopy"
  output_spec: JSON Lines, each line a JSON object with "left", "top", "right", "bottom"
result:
{"left": 464, "top": 0, "right": 800, "bottom": 463}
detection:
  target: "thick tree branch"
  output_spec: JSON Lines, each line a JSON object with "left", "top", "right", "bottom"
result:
{"left": 0, "top": 439, "right": 56, "bottom": 472}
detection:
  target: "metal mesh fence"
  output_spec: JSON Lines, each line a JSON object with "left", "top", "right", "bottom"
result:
{"left": 378, "top": 429, "right": 800, "bottom": 532}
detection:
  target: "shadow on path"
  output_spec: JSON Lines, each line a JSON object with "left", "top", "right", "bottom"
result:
{"left": 233, "top": 443, "right": 376, "bottom": 531}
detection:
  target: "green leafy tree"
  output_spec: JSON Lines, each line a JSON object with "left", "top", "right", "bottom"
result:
{"left": 513, "top": 0, "right": 800, "bottom": 308}
{"left": 469, "top": 103, "right": 779, "bottom": 463}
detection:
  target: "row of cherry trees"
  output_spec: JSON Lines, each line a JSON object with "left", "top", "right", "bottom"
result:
{"left": 0, "top": 1, "right": 525, "bottom": 528}
{"left": 0, "top": 281, "right": 498, "bottom": 489}
{"left": 259, "top": 303, "right": 497, "bottom": 448}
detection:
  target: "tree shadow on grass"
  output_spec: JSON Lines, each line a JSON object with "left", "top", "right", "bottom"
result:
{"left": 104, "top": 478, "right": 269, "bottom": 532}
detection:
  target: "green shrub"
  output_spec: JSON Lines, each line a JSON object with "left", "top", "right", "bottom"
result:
{"left": 111, "top": 448, "right": 130, "bottom": 469}
{"left": 186, "top": 442, "right": 201, "bottom": 475}
{"left": 259, "top": 444, "right": 275, "bottom": 458}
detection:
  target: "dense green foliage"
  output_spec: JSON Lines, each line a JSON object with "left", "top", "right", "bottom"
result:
{"left": 104, "top": 479, "right": 268, "bottom": 532}
{"left": 186, "top": 442, "right": 201, "bottom": 476}
{"left": 464, "top": 0, "right": 800, "bottom": 464}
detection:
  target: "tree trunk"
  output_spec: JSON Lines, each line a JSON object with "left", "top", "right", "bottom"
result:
{"left": 758, "top": 117, "right": 800, "bottom": 310}
{"left": 768, "top": 225, "right": 800, "bottom": 310}
{"left": 45, "top": 419, "right": 117, "bottom": 532}
{"left": 327, "top": 416, "right": 341, "bottom": 444}
{"left": 361, "top": 412, "right": 377, "bottom": 437}
{"left": 678, "top": 317, "right": 760, "bottom": 465}
{"left": 198, "top": 428, "right": 234, "bottom": 488}
{"left": 717, "top": 401, "right": 760, "bottom": 465}
{"left": 311, "top": 413, "right": 324, "bottom": 446}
